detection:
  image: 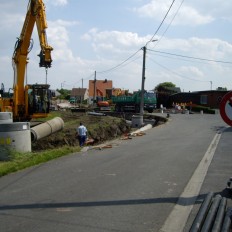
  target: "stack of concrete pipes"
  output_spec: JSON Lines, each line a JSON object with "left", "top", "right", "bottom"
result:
{"left": 0, "top": 112, "right": 64, "bottom": 155}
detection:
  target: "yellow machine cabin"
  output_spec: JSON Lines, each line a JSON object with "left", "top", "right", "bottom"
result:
{"left": 0, "top": 0, "right": 53, "bottom": 121}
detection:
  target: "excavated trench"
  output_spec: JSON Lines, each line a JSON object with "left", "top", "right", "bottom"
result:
{"left": 31, "top": 111, "right": 167, "bottom": 152}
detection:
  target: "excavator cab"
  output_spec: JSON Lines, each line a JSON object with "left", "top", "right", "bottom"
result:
{"left": 27, "top": 84, "right": 51, "bottom": 119}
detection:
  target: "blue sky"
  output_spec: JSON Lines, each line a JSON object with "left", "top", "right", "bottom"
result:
{"left": 0, "top": 0, "right": 232, "bottom": 93}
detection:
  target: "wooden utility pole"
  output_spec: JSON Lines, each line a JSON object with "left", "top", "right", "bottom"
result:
{"left": 140, "top": 46, "right": 146, "bottom": 116}
{"left": 93, "top": 71, "right": 96, "bottom": 104}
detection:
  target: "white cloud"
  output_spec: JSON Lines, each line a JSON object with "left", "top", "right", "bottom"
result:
{"left": 82, "top": 28, "right": 148, "bottom": 54}
{"left": 45, "top": 0, "right": 68, "bottom": 6}
{"left": 0, "top": 0, "right": 231, "bottom": 92}
{"left": 47, "top": 20, "right": 80, "bottom": 62}
{"left": 134, "top": 0, "right": 214, "bottom": 26}
{"left": 190, "top": 1, "right": 232, "bottom": 21}
{"left": 0, "top": 13, "right": 24, "bottom": 30}
{"left": 179, "top": 66, "right": 204, "bottom": 79}
{"left": 52, "top": 19, "right": 79, "bottom": 27}
{"left": 156, "top": 36, "right": 232, "bottom": 61}
{"left": 172, "top": 5, "right": 214, "bottom": 25}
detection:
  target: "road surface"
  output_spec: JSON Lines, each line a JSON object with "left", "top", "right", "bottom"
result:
{"left": 0, "top": 113, "right": 230, "bottom": 232}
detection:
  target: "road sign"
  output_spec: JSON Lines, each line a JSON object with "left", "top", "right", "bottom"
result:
{"left": 220, "top": 91, "right": 232, "bottom": 126}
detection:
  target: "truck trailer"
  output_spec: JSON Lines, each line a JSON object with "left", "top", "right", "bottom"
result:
{"left": 112, "top": 90, "right": 157, "bottom": 113}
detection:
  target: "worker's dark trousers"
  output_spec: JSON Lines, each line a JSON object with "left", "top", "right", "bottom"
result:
{"left": 78, "top": 135, "right": 86, "bottom": 147}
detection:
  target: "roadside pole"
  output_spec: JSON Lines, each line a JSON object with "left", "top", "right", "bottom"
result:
{"left": 140, "top": 46, "right": 146, "bottom": 117}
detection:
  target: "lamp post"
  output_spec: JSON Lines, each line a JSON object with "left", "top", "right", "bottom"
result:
{"left": 140, "top": 39, "right": 157, "bottom": 116}
{"left": 61, "top": 81, "right": 66, "bottom": 89}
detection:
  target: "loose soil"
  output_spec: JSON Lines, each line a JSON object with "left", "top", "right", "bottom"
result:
{"left": 31, "top": 111, "right": 131, "bottom": 151}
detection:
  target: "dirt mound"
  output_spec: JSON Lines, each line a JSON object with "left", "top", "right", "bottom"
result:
{"left": 32, "top": 111, "right": 131, "bottom": 151}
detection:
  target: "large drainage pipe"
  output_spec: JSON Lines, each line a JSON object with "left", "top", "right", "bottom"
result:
{"left": 212, "top": 197, "right": 227, "bottom": 232}
{"left": 201, "top": 194, "right": 222, "bottom": 232}
{"left": 221, "top": 207, "right": 232, "bottom": 232}
{"left": 31, "top": 117, "right": 64, "bottom": 142}
{"left": 190, "top": 192, "right": 214, "bottom": 232}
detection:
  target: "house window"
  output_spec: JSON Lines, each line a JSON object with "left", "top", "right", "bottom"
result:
{"left": 200, "top": 95, "right": 207, "bottom": 104}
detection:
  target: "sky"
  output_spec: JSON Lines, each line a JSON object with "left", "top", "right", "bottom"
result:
{"left": 0, "top": 0, "right": 232, "bottom": 93}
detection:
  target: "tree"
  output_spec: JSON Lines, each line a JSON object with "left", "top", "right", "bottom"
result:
{"left": 56, "top": 88, "right": 71, "bottom": 100}
{"left": 154, "top": 82, "right": 176, "bottom": 91}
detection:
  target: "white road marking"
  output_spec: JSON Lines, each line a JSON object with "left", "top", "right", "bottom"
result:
{"left": 159, "top": 129, "right": 224, "bottom": 232}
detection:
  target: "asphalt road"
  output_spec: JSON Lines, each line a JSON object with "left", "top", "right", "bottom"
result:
{"left": 0, "top": 113, "right": 230, "bottom": 232}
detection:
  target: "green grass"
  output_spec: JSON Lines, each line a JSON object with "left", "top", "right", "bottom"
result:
{"left": 0, "top": 146, "right": 81, "bottom": 177}
{"left": 0, "top": 111, "right": 129, "bottom": 178}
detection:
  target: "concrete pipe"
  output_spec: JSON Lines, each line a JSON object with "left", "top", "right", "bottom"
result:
{"left": 129, "top": 124, "right": 153, "bottom": 136}
{"left": 0, "top": 122, "right": 31, "bottom": 159}
{"left": 0, "top": 112, "right": 13, "bottom": 124}
{"left": 190, "top": 192, "right": 214, "bottom": 232}
{"left": 201, "top": 194, "right": 222, "bottom": 232}
{"left": 31, "top": 117, "right": 64, "bottom": 142}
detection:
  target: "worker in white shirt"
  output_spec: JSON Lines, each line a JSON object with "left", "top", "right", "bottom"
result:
{"left": 76, "top": 122, "right": 88, "bottom": 147}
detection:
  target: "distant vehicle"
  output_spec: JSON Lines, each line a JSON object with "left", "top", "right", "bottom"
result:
{"left": 97, "top": 101, "right": 110, "bottom": 107}
{"left": 69, "top": 97, "right": 77, "bottom": 104}
{"left": 112, "top": 90, "right": 157, "bottom": 113}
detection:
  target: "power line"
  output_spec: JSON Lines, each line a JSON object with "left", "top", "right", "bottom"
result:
{"left": 97, "top": 53, "right": 143, "bottom": 78}
{"left": 154, "top": 0, "right": 185, "bottom": 47}
{"left": 149, "top": 49, "right": 232, "bottom": 65}
{"left": 151, "top": 51, "right": 207, "bottom": 64}
{"left": 149, "top": 50, "right": 232, "bottom": 68}
{"left": 66, "top": 0, "right": 178, "bottom": 87}
{"left": 97, "top": 48, "right": 142, "bottom": 74}
{"left": 148, "top": 0, "right": 176, "bottom": 44}
{"left": 149, "top": 57, "right": 210, "bottom": 82}
{"left": 96, "top": 0, "right": 177, "bottom": 75}
{"left": 65, "top": 73, "right": 95, "bottom": 88}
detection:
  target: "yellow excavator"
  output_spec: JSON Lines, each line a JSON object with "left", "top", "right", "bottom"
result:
{"left": 0, "top": 0, "right": 53, "bottom": 121}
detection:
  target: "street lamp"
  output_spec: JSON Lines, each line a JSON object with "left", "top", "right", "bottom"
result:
{"left": 140, "top": 39, "right": 158, "bottom": 116}
{"left": 61, "top": 81, "right": 66, "bottom": 89}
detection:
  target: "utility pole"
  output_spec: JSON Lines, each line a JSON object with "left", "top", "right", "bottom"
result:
{"left": 140, "top": 46, "right": 146, "bottom": 116}
{"left": 139, "top": 39, "right": 157, "bottom": 116}
{"left": 93, "top": 71, "right": 96, "bottom": 104}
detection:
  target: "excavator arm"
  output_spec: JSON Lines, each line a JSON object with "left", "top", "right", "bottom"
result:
{"left": 11, "top": 0, "right": 53, "bottom": 121}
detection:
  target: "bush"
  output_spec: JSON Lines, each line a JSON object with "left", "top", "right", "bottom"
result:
{"left": 187, "top": 105, "right": 215, "bottom": 114}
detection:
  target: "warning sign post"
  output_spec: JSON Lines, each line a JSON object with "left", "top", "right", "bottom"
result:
{"left": 220, "top": 91, "right": 232, "bottom": 126}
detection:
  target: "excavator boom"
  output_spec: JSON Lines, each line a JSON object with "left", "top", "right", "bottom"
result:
{"left": 0, "top": 0, "right": 53, "bottom": 121}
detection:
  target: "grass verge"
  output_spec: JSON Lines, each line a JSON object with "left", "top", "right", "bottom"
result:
{"left": 0, "top": 146, "right": 80, "bottom": 177}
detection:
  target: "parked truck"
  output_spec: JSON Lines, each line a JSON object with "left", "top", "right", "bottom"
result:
{"left": 112, "top": 90, "right": 157, "bottom": 113}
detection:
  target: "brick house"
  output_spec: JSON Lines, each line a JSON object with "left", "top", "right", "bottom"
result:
{"left": 88, "top": 79, "right": 113, "bottom": 103}
{"left": 70, "top": 88, "right": 89, "bottom": 103}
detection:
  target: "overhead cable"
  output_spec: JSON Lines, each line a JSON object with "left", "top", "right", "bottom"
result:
{"left": 148, "top": 0, "right": 176, "bottom": 44}
{"left": 149, "top": 49, "right": 232, "bottom": 65}
{"left": 96, "top": 0, "right": 177, "bottom": 75}
{"left": 154, "top": 0, "right": 185, "bottom": 47}
{"left": 97, "top": 48, "right": 142, "bottom": 74}
{"left": 149, "top": 57, "right": 210, "bottom": 82}
{"left": 68, "top": 0, "right": 177, "bottom": 86}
